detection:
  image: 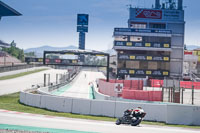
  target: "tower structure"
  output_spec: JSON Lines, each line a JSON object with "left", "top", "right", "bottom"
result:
{"left": 77, "top": 14, "right": 89, "bottom": 50}
{"left": 113, "top": 0, "right": 184, "bottom": 79}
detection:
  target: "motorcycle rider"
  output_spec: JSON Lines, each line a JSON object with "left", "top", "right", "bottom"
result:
{"left": 132, "top": 107, "right": 144, "bottom": 117}
{"left": 124, "top": 107, "right": 144, "bottom": 118}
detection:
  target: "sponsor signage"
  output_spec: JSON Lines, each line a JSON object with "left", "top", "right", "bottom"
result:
{"left": 136, "top": 9, "right": 162, "bottom": 19}
{"left": 77, "top": 14, "right": 89, "bottom": 33}
{"left": 47, "top": 59, "right": 78, "bottom": 64}
{"left": 114, "top": 28, "right": 171, "bottom": 34}
{"left": 133, "top": 8, "right": 183, "bottom": 21}
{"left": 118, "top": 54, "right": 170, "bottom": 62}
{"left": 114, "top": 41, "right": 171, "bottom": 48}
{"left": 118, "top": 69, "right": 169, "bottom": 77}
{"left": 25, "top": 57, "right": 43, "bottom": 62}
{"left": 77, "top": 26, "right": 88, "bottom": 32}
{"left": 25, "top": 57, "right": 78, "bottom": 64}
{"left": 163, "top": 10, "right": 182, "bottom": 20}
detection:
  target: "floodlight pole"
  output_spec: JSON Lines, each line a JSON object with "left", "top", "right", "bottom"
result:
{"left": 106, "top": 54, "right": 110, "bottom": 82}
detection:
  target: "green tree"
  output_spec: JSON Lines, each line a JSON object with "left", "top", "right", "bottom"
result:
{"left": 2, "top": 46, "right": 25, "bottom": 61}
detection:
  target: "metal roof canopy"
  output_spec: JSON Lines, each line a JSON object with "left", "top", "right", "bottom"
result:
{"left": 0, "top": 40, "right": 10, "bottom": 48}
{"left": 43, "top": 50, "right": 110, "bottom": 82}
{"left": 0, "top": 1, "right": 22, "bottom": 17}
{"left": 43, "top": 49, "right": 109, "bottom": 56}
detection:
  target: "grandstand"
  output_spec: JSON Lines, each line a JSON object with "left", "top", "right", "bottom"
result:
{"left": 0, "top": 51, "right": 22, "bottom": 66}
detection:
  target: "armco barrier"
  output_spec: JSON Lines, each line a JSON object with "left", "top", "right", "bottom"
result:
{"left": 20, "top": 90, "right": 200, "bottom": 125}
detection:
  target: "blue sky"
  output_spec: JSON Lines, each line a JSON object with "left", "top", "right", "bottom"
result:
{"left": 0, "top": 0, "right": 199, "bottom": 50}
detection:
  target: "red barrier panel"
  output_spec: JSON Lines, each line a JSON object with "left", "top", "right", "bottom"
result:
{"left": 98, "top": 79, "right": 117, "bottom": 97}
{"left": 134, "top": 90, "right": 149, "bottom": 101}
{"left": 193, "top": 82, "right": 200, "bottom": 89}
{"left": 116, "top": 80, "right": 124, "bottom": 83}
{"left": 180, "top": 81, "right": 200, "bottom": 90}
{"left": 124, "top": 80, "right": 131, "bottom": 88}
{"left": 122, "top": 89, "right": 162, "bottom": 102}
{"left": 122, "top": 90, "right": 135, "bottom": 99}
{"left": 123, "top": 87, "right": 129, "bottom": 90}
{"left": 109, "top": 79, "right": 116, "bottom": 83}
{"left": 150, "top": 79, "right": 163, "bottom": 87}
{"left": 180, "top": 81, "right": 193, "bottom": 89}
{"left": 149, "top": 91, "right": 162, "bottom": 101}
{"left": 131, "top": 80, "right": 143, "bottom": 90}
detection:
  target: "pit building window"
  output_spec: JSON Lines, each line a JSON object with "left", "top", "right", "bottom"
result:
{"left": 114, "top": 36, "right": 128, "bottom": 41}
{"left": 130, "top": 23, "right": 147, "bottom": 29}
{"left": 150, "top": 23, "right": 166, "bottom": 29}
{"left": 130, "top": 36, "right": 142, "bottom": 42}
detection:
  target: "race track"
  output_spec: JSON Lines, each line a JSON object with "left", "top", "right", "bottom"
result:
{"left": 0, "top": 68, "right": 67, "bottom": 96}
{"left": 0, "top": 110, "right": 199, "bottom": 133}
{"left": 53, "top": 70, "right": 105, "bottom": 99}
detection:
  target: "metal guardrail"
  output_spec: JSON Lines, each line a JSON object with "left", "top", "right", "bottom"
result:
{"left": 0, "top": 64, "right": 44, "bottom": 73}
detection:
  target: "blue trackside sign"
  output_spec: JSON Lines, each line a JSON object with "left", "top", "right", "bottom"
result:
{"left": 77, "top": 14, "right": 89, "bottom": 26}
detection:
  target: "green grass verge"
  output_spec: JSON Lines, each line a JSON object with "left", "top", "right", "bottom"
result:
{"left": 0, "top": 93, "right": 200, "bottom": 129}
{"left": 0, "top": 68, "right": 48, "bottom": 80}
{"left": 0, "top": 93, "right": 115, "bottom": 121}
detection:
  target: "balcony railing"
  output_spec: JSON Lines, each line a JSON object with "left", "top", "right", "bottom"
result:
{"left": 117, "top": 68, "right": 170, "bottom": 77}
{"left": 114, "top": 41, "right": 171, "bottom": 48}
{"left": 118, "top": 54, "right": 170, "bottom": 62}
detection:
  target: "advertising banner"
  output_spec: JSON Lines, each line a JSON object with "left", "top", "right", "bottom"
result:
{"left": 114, "top": 28, "right": 171, "bottom": 34}
{"left": 136, "top": 9, "right": 162, "bottom": 19}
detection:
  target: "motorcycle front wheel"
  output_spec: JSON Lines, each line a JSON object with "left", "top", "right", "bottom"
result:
{"left": 116, "top": 118, "right": 122, "bottom": 125}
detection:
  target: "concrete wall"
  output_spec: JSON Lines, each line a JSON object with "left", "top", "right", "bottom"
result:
{"left": 20, "top": 90, "right": 200, "bottom": 126}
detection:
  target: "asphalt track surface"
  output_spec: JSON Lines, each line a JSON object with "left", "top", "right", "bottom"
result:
{"left": 55, "top": 70, "right": 105, "bottom": 99}
{"left": 0, "top": 110, "right": 199, "bottom": 133}
{"left": 0, "top": 68, "right": 67, "bottom": 96}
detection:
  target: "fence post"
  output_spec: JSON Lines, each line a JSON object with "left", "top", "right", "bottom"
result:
{"left": 56, "top": 74, "right": 58, "bottom": 84}
{"left": 168, "top": 87, "right": 170, "bottom": 102}
{"left": 181, "top": 88, "right": 184, "bottom": 104}
{"left": 192, "top": 85, "right": 194, "bottom": 105}
{"left": 44, "top": 73, "right": 46, "bottom": 87}
{"left": 162, "top": 87, "right": 164, "bottom": 102}
{"left": 48, "top": 74, "right": 50, "bottom": 86}
{"left": 173, "top": 86, "right": 175, "bottom": 103}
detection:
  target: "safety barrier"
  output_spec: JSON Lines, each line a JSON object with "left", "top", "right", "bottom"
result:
{"left": 98, "top": 79, "right": 117, "bottom": 97}
{"left": 122, "top": 90, "right": 162, "bottom": 101}
{"left": 20, "top": 90, "right": 200, "bottom": 126}
{"left": 150, "top": 79, "right": 200, "bottom": 90}
{"left": 99, "top": 79, "right": 162, "bottom": 102}
{"left": 180, "top": 81, "right": 200, "bottom": 89}
{"left": 150, "top": 79, "right": 163, "bottom": 87}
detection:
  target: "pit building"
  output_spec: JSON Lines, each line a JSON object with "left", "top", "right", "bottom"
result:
{"left": 113, "top": 0, "right": 185, "bottom": 79}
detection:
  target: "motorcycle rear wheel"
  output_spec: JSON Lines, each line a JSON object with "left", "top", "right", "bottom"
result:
{"left": 131, "top": 118, "right": 142, "bottom": 126}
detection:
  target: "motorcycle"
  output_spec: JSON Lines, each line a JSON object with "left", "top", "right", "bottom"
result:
{"left": 116, "top": 109, "right": 146, "bottom": 126}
